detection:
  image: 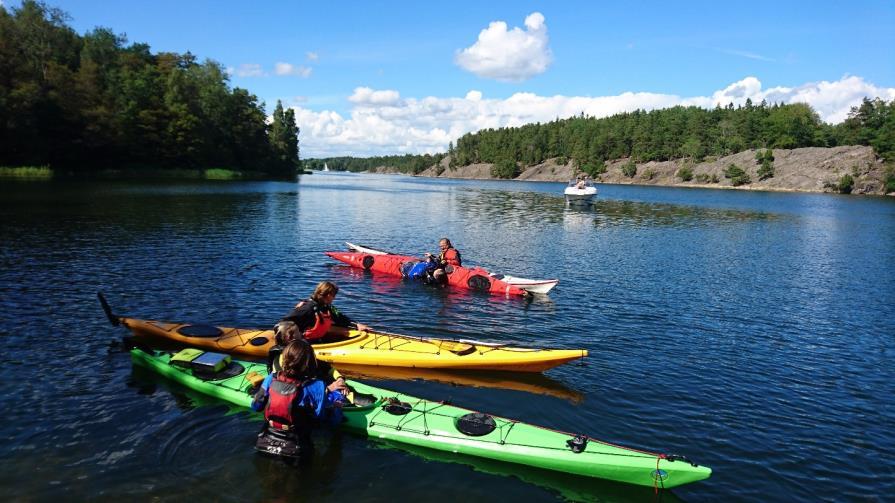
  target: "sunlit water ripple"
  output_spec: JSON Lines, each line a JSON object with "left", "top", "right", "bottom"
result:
{"left": 1, "top": 172, "right": 893, "bottom": 501}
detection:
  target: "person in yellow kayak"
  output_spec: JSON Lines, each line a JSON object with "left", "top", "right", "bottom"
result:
{"left": 280, "top": 281, "right": 371, "bottom": 343}
{"left": 251, "top": 339, "right": 347, "bottom": 461}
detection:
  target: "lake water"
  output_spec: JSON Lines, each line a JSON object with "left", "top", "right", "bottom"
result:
{"left": 1, "top": 172, "right": 893, "bottom": 501}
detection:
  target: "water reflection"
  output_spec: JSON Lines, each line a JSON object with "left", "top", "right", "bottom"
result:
{"left": 335, "top": 364, "right": 583, "bottom": 403}
{"left": 452, "top": 187, "right": 781, "bottom": 232}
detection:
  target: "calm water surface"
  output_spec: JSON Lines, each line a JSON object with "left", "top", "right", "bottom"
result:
{"left": 1, "top": 172, "right": 893, "bottom": 501}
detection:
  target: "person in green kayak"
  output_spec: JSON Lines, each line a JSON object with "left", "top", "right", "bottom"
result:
{"left": 280, "top": 281, "right": 371, "bottom": 343}
{"left": 251, "top": 339, "right": 347, "bottom": 461}
{"left": 426, "top": 238, "right": 462, "bottom": 283}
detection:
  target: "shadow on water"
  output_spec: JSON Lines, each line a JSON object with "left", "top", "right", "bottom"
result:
{"left": 366, "top": 441, "right": 686, "bottom": 503}
{"left": 453, "top": 188, "right": 781, "bottom": 230}
{"left": 335, "top": 364, "right": 584, "bottom": 404}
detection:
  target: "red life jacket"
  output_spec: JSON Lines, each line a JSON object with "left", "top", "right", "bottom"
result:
{"left": 440, "top": 247, "right": 462, "bottom": 267}
{"left": 302, "top": 303, "right": 333, "bottom": 341}
{"left": 265, "top": 374, "right": 306, "bottom": 430}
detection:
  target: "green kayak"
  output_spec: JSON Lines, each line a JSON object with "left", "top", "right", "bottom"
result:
{"left": 130, "top": 347, "right": 711, "bottom": 489}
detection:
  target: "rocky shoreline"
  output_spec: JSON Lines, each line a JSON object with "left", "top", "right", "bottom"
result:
{"left": 370, "top": 146, "right": 892, "bottom": 195}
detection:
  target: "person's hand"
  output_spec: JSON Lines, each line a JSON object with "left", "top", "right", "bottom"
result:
{"left": 327, "top": 377, "right": 348, "bottom": 394}
{"left": 355, "top": 322, "right": 371, "bottom": 332}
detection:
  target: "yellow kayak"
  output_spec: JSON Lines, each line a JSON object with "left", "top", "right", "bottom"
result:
{"left": 100, "top": 295, "right": 587, "bottom": 372}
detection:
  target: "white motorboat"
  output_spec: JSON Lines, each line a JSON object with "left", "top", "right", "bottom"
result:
{"left": 345, "top": 242, "right": 559, "bottom": 294}
{"left": 564, "top": 178, "right": 597, "bottom": 205}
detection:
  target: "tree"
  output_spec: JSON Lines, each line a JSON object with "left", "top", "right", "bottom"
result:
{"left": 724, "top": 163, "right": 751, "bottom": 186}
{"left": 269, "top": 100, "right": 300, "bottom": 173}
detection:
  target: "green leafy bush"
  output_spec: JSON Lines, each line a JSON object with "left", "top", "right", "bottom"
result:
{"left": 755, "top": 149, "right": 775, "bottom": 180}
{"left": 884, "top": 167, "right": 895, "bottom": 194}
{"left": 582, "top": 160, "right": 607, "bottom": 177}
{"left": 724, "top": 163, "right": 751, "bottom": 186}
{"left": 556, "top": 156, "right": 568, "bottom": 165}
{"left": 0, "top": 166, "right": 53, "bottom": 179}
{"left": 621, "top": 161, "right": 637, "bottom": 178}
{"left": 491, "top": 159, "right": 519, "bottom": 179}
{"left": 677, "top": 166, "right": 694, "bottom": 181}
{"left": 837, "top": 174, "right": 854, "bottom": 194}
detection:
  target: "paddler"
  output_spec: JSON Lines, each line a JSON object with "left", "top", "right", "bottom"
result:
{"left": 280, "top": 281, "right": 371, "bottom": 343}
{"left": 426, "top": 238, "right": 462, "bottom": 283}
{"left": 251, "top": 339, "right": 346, "bottom": 461}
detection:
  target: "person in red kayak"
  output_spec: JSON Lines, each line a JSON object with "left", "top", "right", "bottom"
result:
{"left": 280, "top": 281, "right": 371, "bottom": 343}
{"left": 426, "top": 238, "right": 462, "bottom": 284}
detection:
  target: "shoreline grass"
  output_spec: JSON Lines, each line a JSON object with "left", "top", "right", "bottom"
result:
{"left": 0, "top": 166, "right": 53, "bottom": 179}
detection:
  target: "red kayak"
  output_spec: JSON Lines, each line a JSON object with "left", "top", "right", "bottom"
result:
{"left": 325, "top": 251, "right": 530, "bottom": 296}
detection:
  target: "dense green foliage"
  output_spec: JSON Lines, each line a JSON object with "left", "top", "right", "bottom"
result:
{"left": 837, "top": 174, "right": 855, "bottom": 194}
{"left": 621, "top": 160, "right": 637, "bottom": 178}
{"left": 490, "top": 158, "right": 519, "bottom": 179}
{"left": 310, "top": 98, "right": 895, "bottom": 177}
{"left": 724, "top": 164, "right": 751, "bottom": 186}
{"left": 677, "top": 166, "right": 694, "bottom": 182}
{"left": 756, "top": 149, "right": 775, "bottom": 180}
{"left": 303, "top": 153, "right": 444, "bottom": 174}
{"left": 837, "top": 98, "right": 895, "bottom": 162}
{"left": 0, "top": 1, "right": 298, "bottom": 176}
{"left": 885, "top": 168, "right": 895, "bottom": 194}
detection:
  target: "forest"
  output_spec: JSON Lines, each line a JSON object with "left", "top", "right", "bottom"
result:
{"left": 3, "top": 2, "right": 893, "bottom": 182}
{"left": 312, "top": 98, "right": 895, "bottom": 178}
{"left": 0, "top": 1, "right": 299, "bottom": 176}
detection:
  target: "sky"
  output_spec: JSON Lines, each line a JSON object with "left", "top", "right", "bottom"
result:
{"left": 11, "top": 0, "right": 895, "bottom": 157}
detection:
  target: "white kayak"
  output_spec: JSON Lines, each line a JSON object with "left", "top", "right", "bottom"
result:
{"left": 345, "top": 242, "right": 559, "bottom": 294}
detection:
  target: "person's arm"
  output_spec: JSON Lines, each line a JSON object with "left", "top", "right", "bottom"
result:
{"left": 250, "top": 374, "right": 274, "bottom": 411}
{"left": 316, "top": 360, "right": 348, "bottom": 395}
{"left": 329, "top": 305, "right": 353, "bottom": 327}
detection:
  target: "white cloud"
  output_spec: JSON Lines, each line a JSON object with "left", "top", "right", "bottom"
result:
{"left": 274, "top": 62, "right": 312, "bottom": 78}
{"left": 231, "top": 63, "right": 265, "bottom": 77}
{"left": 306, "top": 51, "right": 319, "bottom": 62}
{"left": 292, "top": 76, "right": 895, "bottom": 158}
{"left": 348, "top": 87, "right": 402, "bottom": 106}
{"left": 719, "top": 49, "right": 775, "bottom": 62}
{"left": 455, "top": 12, "right": 552, "bottom": 82}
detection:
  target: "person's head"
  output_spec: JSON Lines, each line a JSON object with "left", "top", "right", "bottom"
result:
{"left": 310, "top": 281, "right": 339, "bottom": 305}
{"left": 439, "top": 238, "right": 452, "bottom": 250}
{"left": 274, "top": 320, "right": 298, "bottom": 347}
{"left": 280, "top": 339, "right": 318, "bottom": 379}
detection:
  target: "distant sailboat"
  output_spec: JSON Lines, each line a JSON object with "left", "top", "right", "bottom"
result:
{"left": 323, "top": 162, "right": 330, "bottom": 172}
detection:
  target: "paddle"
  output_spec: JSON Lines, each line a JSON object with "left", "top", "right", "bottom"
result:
{"left": 97, "top": 292, "right": 121, "bottom": 326}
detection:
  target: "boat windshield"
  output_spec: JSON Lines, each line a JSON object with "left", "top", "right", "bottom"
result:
{"left": 568, "top": 178, "right": 593, "bottom": 188}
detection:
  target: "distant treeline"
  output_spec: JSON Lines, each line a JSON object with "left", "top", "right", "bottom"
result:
{"left": 310, "top": 98, "right": 895, "bottom": 177}
{"left": 303, "top": 154, "right": 445, "bottom": 174}
{"left": 0, "top": 1, "right": 299, "bottom": 176}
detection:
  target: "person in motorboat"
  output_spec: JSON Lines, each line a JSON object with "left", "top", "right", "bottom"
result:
{"left": 425, "top": 238, "right": 462, "bottom": 284}
{"left": 251, "top": 339, "right": 347, "bottom": 461}
{"left": 280, "top": 281, "right": 371, "bottom": 343}
{"left": 576, "top": 176, "right": 587, "bottom": 189}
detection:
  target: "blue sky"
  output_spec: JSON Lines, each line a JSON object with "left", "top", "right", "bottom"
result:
{"left": 12, "top": 0, "right": 895, "bottom": 157}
